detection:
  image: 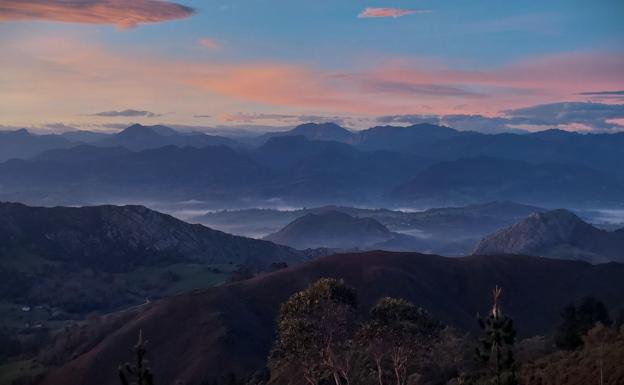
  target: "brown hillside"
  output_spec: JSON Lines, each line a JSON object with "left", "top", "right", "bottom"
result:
{"left": 39, "top": 252, "right": 624, "bottom": 385}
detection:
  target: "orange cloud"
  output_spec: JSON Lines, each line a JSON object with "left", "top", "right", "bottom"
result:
{"left": 358, "top": 7, "right": 427, "bottom": 18}
{"left": 0, "top": 0, "right": 193, "bottom": 29}
{"left": 197, "top": 38, "right": 220, "bottom": 50}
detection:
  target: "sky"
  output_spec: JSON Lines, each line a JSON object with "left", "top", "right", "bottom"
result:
{"left": 0, "top": 0, "right": 623, "bottom": 133}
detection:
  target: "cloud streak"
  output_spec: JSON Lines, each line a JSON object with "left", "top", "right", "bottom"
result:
{"left": 197, "top": 38, "right": 220, "bottom": 50}
{"left": 90, "top": 109, "right": 161, "bottom": 117}
{"left": 358, "top": 7, "right": 427, "bottom": 18}
{"left": 0, "top": 0, "right": 194, "bottom": 29}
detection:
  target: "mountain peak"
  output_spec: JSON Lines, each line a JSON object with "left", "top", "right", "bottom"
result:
{"left": 473, "top": 209, "right": 624, "bottom": 263}
{"left": 289, "top": 122, "right": 355, "bottom": 142}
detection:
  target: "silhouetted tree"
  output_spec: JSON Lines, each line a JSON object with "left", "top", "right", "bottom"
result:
{"left": 554, "top": 297, "right": 611, "bottom": 350}
{"left": 269, "top": 278, "right": 357, "bottom": 385}
{"left": 554, "top": 304, "right": 582, "bottom": 350}
{"left": 358, "top": 297, "right": 441, "bottom": 385}
{"left": 471, "top": 286, "right": 517, "bottom": 385}
{"left": 119, "top": 330, "right": 154, "bottom": 385}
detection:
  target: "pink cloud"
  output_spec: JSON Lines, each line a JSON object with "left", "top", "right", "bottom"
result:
{"left": 0, "top": 0, "right": 193, "bottom": 29}
{"left": 358, "top": 7, "right": 427, "bottom": 18}
{"left": 2, "top": 36, "right": 623, "bottom": 127}
{"left": 197, "top": 38, "right": 220, "bottom": 50}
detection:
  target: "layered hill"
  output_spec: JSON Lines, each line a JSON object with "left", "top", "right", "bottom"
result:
{"left": 474, "top": 209, "right": 624, "bottom": 263}
{"left": 195, "top": 201, "right": 544, "bottom": 241}
{"left": 0, "top": 144, "right": 275, "bottom": 203}
{"left": 3, "top": 123, "right": 624, "bottom": 207}
{"left": 39, "top": 252, "right": 624, "bottom": 385}
{"left": 393, "top": 156, "right": 624, "bottom": 206}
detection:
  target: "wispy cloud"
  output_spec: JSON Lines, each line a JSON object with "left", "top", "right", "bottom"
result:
{"left": 358, "top": 7, "right": 428, "bottom": 18}
{"left": 579, "top": 90, "right": 624, "bottom": 96}
{"left": 0, "top": 0, "right": 194, "bottom": 29}
{"left": 503, "top": 102, "right": 624, "bottom": 131}
{"left": 378, "top": 102, "right": 624, "bottom": 133}
{"left": 197, "top": 38, "right": 221, "bottom": 50}
{"left": 221, "top": 113, "right": 351, "bottom": 126}
{"left": 90, "top": 109, "right": 161, "bottom": 117}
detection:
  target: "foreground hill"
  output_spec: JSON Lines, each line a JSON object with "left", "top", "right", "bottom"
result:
{"left": 40, "top": 252, "right": 624, "bottom": 385}
{"left": 474, "top": 209, "right": 624, "bottom": 263}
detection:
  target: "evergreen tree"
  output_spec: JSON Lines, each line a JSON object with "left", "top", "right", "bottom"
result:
{"left": 119, "top": 330, "right": 154, "bottom": 385}
{"left": 554, "top": 304, "right": 583, "bottom": 350}
{"left": 554, "top": 297, "right": 611, "bottom": 350}
{"left": 471, "top": 286, "right": 517, "bottom": 385}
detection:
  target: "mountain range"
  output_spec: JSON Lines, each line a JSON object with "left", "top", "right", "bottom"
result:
{"left": 38, "top": 251, "right": 624, "bottom": 385}
{"left": 474, "top": 209, "right": 624, "bottom": 263}
{"left": 2, "top": 123, "right": 624, "bottom": 207}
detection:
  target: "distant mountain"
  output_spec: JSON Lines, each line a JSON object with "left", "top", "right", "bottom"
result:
{"left": 255, "top": 122, "right": 356, "bottom": 144}
{"left": 40, "top": 252, "right": 624, "bottom": 385}
{"left": 0, "top": 128, "right": 73, "bottom": 162}
{"left": 473, "top": 209, "right": 624, "bottom": 263}
{"left": 0, "top": 144, "right": 275, "bottom": 202}
{"left": 253, "top": 123, "right": 624, "bottom": 178}
{"left": 250, "top": 135, "right": 432, "bottom": 202}
{"left": 195, "top": 201, "right": 545, "bottom": 256}
{"left": 60, "top": 130, "right": 111, "bottom": 143}
{"left": 355, "top": 123, "right": 462, "bottom": 152}
{"left": 286, "top": 122, "right": 356, "bottom": 142}
{"left": 95, "top": 124, "right": 239, "bottom": 151}
{"left": 264, "top": 211, "right": 397, "bottom": 249}
{"left": 393, "top": 156, "right": 624, "bottom": 206}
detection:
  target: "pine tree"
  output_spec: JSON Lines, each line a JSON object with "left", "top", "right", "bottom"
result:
{"left": 472, "top": 286, "right": 517, "bottom": 385}
{"left": 119, "top": 329, "right": 154, "bottom": 385}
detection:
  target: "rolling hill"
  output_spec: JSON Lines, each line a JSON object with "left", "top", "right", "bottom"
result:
{"left": 264, "top": 211, "right": 397, "bottom": 249}
{"left": 473, "top": 209, "right": 624, "bottom": 263}
{"left": 0, "top": 202, "right": 304, "bottom": 319}
{"left": 38, "top": 251, "right": 624, "bottom": 385}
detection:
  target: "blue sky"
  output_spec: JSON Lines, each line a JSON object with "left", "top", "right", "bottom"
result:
{"left": 0, "top": 0, "right": 623, "bottom": 131}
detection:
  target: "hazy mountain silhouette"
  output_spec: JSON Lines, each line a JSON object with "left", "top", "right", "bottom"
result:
{"left": 0, "top": 144, "right": 275, "bottom": 202}
{"left": 393, "top": 156, "right": 624, "bottom": 206}
{"left": 474, "top": 209, "right": 624, "bottom": 263}
{"left": 95, "top": 123, "right": 238, "bottom": 151}
{"left": 0, "top": 128, "right": 73, "bottom": 162}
